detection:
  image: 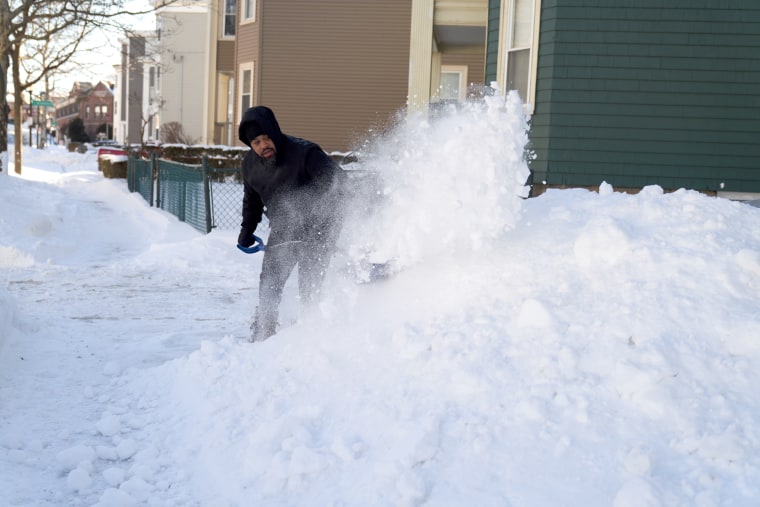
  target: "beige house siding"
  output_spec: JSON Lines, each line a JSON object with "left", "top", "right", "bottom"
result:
{"left": 413, "top": 0, "right": 488, "bottom": 110}
{"left": 213, "top": 38, "right": 237, "bottom": 145}
{"left": 434, "top": 0, "right": 488, "bottom": 25}
{"left": 251, "top": 0, "right": 412, "bottom": 153}
{"left": 409, "top": 0, "right": 435, "bottom": 111}
{"left": 157, "top": 8, "right": 209, "bottom": 143}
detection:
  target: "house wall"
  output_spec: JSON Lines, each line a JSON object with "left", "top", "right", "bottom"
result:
{"left": 127, "top": 37, "right": 145, "bottom": 145}
{"left": 484, "top": 0, "right": 500, "bottom": 83}
{"left": 235, "top": 30, "right": 258, "bottom": 68}
{"left": 529, "top": 0, "right": 760, "bottom": 192}
{"left": 214, "top": 39, "right": 236, "bottom": 145}
{"left": 217, "top": 40, "right": 235, "bottom": 72}
{"left": 441, "top": 45, "right": 486, "bottom": 93}
{"left": 233, "top": 3, "right": 261, "bottom": 126}
{"left": 254, "top": 0, "right": 412, "bottom": 153}
{"left": 80, "top": 83, "right": 114, "bottom": 141}
{"left": 159, "top": 9, "right": 209, "bottom": 143}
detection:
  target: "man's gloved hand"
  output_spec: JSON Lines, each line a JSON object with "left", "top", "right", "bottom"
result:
{"left": 237, "top": 228, "right": 255, "bottom": 247}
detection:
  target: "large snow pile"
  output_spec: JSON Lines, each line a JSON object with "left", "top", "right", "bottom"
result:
{"left": 342, "top": 92, "right": 530, "bottom": 271}
{"left": 1, "top": 96, "right": 760, "bottom": 506}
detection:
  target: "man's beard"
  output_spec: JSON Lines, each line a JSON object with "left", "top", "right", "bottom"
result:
{"left": 260, "top": 153, "right": 277, "bottom": 168}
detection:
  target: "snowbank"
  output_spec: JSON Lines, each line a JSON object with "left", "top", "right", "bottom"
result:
{"left": 2, "top": 101, "right": 760, "bottom": 506}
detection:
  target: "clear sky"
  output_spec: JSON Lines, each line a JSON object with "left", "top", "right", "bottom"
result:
{"left": 50, "top": 1, "right": 155, "bottom": 95}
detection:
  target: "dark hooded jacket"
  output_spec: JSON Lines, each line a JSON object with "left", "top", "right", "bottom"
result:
{"left": 238, "top": 106, "right": 345, "bottom": 245}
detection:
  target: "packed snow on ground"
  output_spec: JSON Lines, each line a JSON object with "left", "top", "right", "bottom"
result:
{"left": 2, "top": 93, "right": 760, "bottom": 507}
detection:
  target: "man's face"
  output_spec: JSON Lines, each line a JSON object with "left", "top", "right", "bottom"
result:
{"left": 250, "top": 134, "right": 276, "bottom": 161}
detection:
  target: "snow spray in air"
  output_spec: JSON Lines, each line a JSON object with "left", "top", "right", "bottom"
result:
{"left": 340, "top": 90, "right": 531, "bottom": 273}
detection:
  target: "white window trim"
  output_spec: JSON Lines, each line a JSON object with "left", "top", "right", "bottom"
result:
{"left": 241, "top": 0, "right": 256, "bottom": 24}
{"left": 497, "top": 0, "right": 542, "bottom": 113}
{"left": 440, "top": 65, "right": 469, "bottom": 102}
{"left": 238, "top": 62, "right": 254, "bottom": 123}
{"left": 220, "top": 0, "right": 237, "bottom": 39}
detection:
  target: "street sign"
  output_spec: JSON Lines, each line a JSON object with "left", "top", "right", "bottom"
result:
{"left": 32, "top": 100, "right": 55, "bottom": 107}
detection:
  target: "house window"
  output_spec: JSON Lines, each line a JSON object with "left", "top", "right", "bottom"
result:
{"left": 440, "top": 65, "right": 468, "bottom": 102}
{"left": 85, "top": 106, "right": 90, "bottom": 119}
{"left": 223, "top": 0, "right": 237, "bottom": 36}
{"left": 239, "top": 63, "right": 254, "bottom": 116}
{"left": 502, "top": 0, "right": 540, "bottom": 110}
{"left": 242, "top": 0, "right": 255, "bottom": 22}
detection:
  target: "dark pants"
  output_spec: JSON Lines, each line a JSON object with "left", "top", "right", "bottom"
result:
{"left": 252, "top": 229, "right": 337, "bottom": 341}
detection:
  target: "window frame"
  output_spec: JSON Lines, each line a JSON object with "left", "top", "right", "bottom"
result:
{"left": 238, "top": 62, "right": 254, "bottom": 122}
{"left": 221, "top": 0, "right": 237, "bottom": 38}
{"left": 241, "top": 0, "right": 256, "bottom": 24}
{"left": 439, "top": 65, "right": 469, "bottom": 102}
{"left": 498, "top": 0, "right": 541, "bottom": 113}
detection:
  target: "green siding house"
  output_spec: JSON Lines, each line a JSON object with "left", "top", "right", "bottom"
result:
{"left": 488, "top": 0, "right": 760, "bottom": 197}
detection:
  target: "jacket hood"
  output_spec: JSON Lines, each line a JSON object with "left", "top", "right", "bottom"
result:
{"left": 238, "top": 106, "right": 286, "bottom": 151}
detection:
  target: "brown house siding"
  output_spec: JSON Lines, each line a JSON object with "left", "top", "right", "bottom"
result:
{"left": 127, "top": 37, "right": 145, "bottom": 145}
{"left": 256, "top": 0, "right": 412, "bottom": 153}
{"left": 236, "top": 22, "right": 260, "bottom": 66}
{"left": 217, "top": 40, "right": 236, "bottom": 72}
{"left": 441, "top": 46, "right": 486, "bottom": 91}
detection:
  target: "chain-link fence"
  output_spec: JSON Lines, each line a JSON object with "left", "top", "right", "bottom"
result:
{"left": 127, "top": 155, "right": 244, "bottom": 234}
{"left": 207, "top": 168, "right": 244, "bottom": 230}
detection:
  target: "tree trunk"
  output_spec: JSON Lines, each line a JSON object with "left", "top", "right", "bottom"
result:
{"left": 0, "top": 0, "right": 10, "bottom": 173}
{"left": 0, "top": 60, "right": 8, "bottom": 174}
{"left": 11, "top": 43, "right": 22, "bottom": 174}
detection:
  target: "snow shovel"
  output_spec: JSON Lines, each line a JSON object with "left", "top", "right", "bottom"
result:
{"left": 237, "top": 234, "right": 266, "bottom": 254}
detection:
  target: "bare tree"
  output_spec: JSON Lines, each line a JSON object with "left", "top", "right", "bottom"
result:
{"left": 0, "top": 0, "right": 176, "bottom": 174}
{"left": 160, "top": 121, "right": 198, "bottom": 146}
{"left": 0, "top": 0, "right": 13, "bottom": 173}
{"left": 141, "top": 96, "right": 165, "bottom": 149}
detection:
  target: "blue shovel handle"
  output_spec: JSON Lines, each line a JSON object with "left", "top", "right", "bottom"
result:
{"left": 237, "top": 234, "right": 266, "bottom": 254}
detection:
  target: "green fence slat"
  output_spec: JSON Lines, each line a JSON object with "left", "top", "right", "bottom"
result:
{"left": 127, "top": 154, "right": 155, "bottom": 206}
{"left": 128, "top": 154, "right": 244, "bottom": 234}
